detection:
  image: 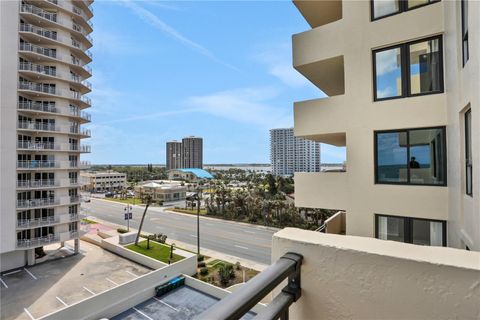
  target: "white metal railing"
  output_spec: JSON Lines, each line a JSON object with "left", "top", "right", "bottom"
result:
{"left": 19, "top": 61, "right": 57, "bottom": 77}
{"left": 18, "top": 101, "right": 57, "bottom": 113}
{"left": 17, "top": 121, "right": 57, "bottom": 132}
{"left": 17, "top": 160, "right": 58, "bottom": 169}
{"left": 69, "top": 127, "right": 91, "bottom": 136}
{"left": 17, "top": 141, "right": 58, "bottom": 150}
{"left": 70, "top": 91, "right": 91, "bottom": 105}
{"left": 70, "top": 74, "right": 92, "bottom": 89}
{"left": 19, "top": 23, "right": 57, "bottom": 41}
{"left": 17, "top": 197, "right": 58, "bottom": 208}
{"left": 70, "top": 195, "right": 80, "bottom": 203}
{"left": 70, "top": 231, "right": 79, "bottom": 238}
{"left": 19, "top": 42, "right": 57, "bottom": 58}
{"left": 70, "top": 178, "right": 79, "bottom": 185}
{"left": 17, "top": 179, "right": 57, "bottom": 188}
{"left": 20, "top": 4, "right": 57, "bottom": 22}
{"left": 70, "top": 144, "right": 91, "bottom": 152}
{"left": 18, "top": 81, "right": 56, "bottom": 95}
{"left": 17, "top": 216, "right": 58, "bottom": 228}
{"left": 47, "top": 0, "right": 58, "bottom": 5}
{"left": 17, "top": 235, "right": 60, "bottom": 248}
{"left": 69, "top": 110, "right": 91, "bottom": 121}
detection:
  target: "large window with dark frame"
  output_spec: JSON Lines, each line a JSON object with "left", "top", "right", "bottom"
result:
{"left": 465, "top": 109, "right": 472, "bottom": 196}
{"left": 375, "top": 214, "right": 446, "bottom": 246}
{"left": 373, "top": 36, "right": 443, "bottom": 101}
{"left": 375, "top": 127, "right": 447, "bottom": 186}
{"left": 371, "top": 0, "right": 440, "bottom": 21}
{"left": 461, "top": 0, "right": 469, "bottom": 66}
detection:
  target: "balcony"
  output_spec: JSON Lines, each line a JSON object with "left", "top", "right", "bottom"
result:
{"left": 69, "top": 109, "right": 91, "bottom": 123}
{"left": 70, "top": 195, "right": 81, "bottom": 204}
{"left": 19, "top": 61, "right": 57, "bottom": 78}
{"left": 17, "top": 160, "right": 58, "bottom": 169}
{"left": 20, "top": 4, "right": 57, "bottom": 23}
{"left": 70, "top": 127, "right": 91, "bottom": 137}
{"left": 293, "top": 0, "right": 342, "bottom": 28}
{"left": 19, "top": 23, "right": 58, "bottom": 41}
{"left": 17, "top": 120, "right": 57, "bottom": 132}
{"left": 16, "top": 197, "right": 59, "bottom": 209}
{"left": 294, "top": 172, "right": 348, "bottom": 210}
{"left": 17, "top": 179, "right": 58, "bottom": 189}
{"left": 18, "top": 81, "right": 91, "bottom": 106}
{"left": 17, "top": 216, "right": 59, "bottom": 229}
{"left": 70, "top": 144, "right": 91, "bottom": 153}
{"left": 294, "top": 96, "right": 347, "bottom": 146}
{"left": 18, "top": 101, "right": 57, "bottom": 114}
{"left": 59, "top": 231, "right": 79, "bottom": 242}
{"left": 17, "top": 141, "right": 59, "bottom": 151}
{"left": 17, "top": 234, "right": 60, "bottom": 249}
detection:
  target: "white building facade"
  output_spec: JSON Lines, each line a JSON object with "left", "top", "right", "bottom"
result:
{"left": 81, "top": 171, "right": 126, "bottom": 193}
{"left": 0, "top": 0, "right": 93, "bottom": 271}
{"left": 270, "top": 128, "right": 321, "bottom": 176}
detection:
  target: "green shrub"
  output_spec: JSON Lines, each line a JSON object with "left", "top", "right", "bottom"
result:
{"left": 218, "top": 263, "right": 235, "bottom": 285}
{"left": 200, "top": 267, "right": 209, "bottom": 276}
{"left": 198, "top": 262, "right": 206, "bottom": 268}
{"left": 197, "top": 254, "right": 205, "bottom": 262}
{"left": 117, "top": 228, "right": 128, "bottom": 234}
{"left": 235, "top": 261, "right": 241, "bottom": 270}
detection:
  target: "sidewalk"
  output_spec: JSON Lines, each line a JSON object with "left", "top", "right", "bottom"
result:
{"left": 85, "top": 215, "right": 269, "bottom": 272}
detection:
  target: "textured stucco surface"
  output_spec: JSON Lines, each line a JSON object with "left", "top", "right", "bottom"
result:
{"left": 272, "top": 228, "right": 480, "bottom": 320}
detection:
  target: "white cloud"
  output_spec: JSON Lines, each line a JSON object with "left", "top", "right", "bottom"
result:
{"left": 254, "top": 42, "right": 308, "bottom": 88}
{"left": 119, "top": 0, "right": 239, "bottom": 71}
{"left": 375, "top": 48, "right": 400, "bottom": 76}
{"left": 87, "top": 71, "right": 123, "bottom": 115}
{"left": 185, "top": 87, "right": 292, "bottom": 128}
{"left": 91, "top": 30, "right": 140, "bottom": 56}
{"left": 376, "top": 86, "right": 394, "bottom": 99}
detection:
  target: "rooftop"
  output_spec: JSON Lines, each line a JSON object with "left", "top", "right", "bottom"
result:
{"left": 174, "top": 168, "right": 214, "bottom": 179}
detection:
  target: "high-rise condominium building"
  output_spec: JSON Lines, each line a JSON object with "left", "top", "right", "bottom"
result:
{"left": 166, "top": 140, "right": 183, "bottom": 170}
{"left": 293, "top": 0, "right": 479, "bottom": 250}
{"left": 182, "top": 136, "right": 203, "bottom": 169}
{"left": 270, "top": 128, "right": 321, "bottom": 176}
{"left": 0, "top": 0, "right": 93, "bottom": 271}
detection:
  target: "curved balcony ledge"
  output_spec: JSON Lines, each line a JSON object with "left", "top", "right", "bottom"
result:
{"left": 293, "top": 0, "right": 342, "bottom": 28}
{"left": 294, "top": 172, "right": 348, "bottom": 210}
{"left": 294, "top": 95, "right": 347, "bottom": 146}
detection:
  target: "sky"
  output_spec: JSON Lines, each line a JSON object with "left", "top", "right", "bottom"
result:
{"left": 84, "top": 0, "right": 347, "bottom": 165}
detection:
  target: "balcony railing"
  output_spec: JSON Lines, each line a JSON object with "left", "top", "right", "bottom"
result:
{"left": 199, "top": 253, "right": 303, "bottom": 320}
{"left": 17, "top": 141, "right": 58, "bottom": 150}
{"left": 17, "top": 235, "right": 60, "bottom": 248}
{"left": 19, "top": 42, "right": 57, "bottom": 59}
{"left": 18, "top": 81, "right": 56, "bottom": 95}
{"left": 70, "top": 127, "right": 91, "bottom": 136}
{"left": 72, "top": 22, "right": 93, "bottom": 43}
{"left": 69, "top": 110, "right": 91, "bottom": 121}
{"left": 20, "top": 4, "right": 57, "bottom": 23}
{"left": 70, "top": 195, "right": 80, "bottom": 203}
{"left": 17, "top": 179, "right": 57, "bottom": 188}
{"left": 17, "top": 121, "right": 57, "bottom": 132}
{"left": 17, "top": 160, "right": 58, "bottom": 169}
{"left": 70, "top": 144, "right": 91, "bottom": 153}
{"left": 18, "top": 101, "right": 57, "bottom": 114}
{"left": 19, "top": 23, "right": 57, "bottom": 41}
{"left": 17, "top": 216, "right": 58, "bottom": 229}
{"left": 19, "top": 61, "right": 57, "bottom": 77}
{"left": 17, "top": 197, "right": 58, "bottom": 209}
{"left": 70, "top": 91, "right": 91, "bottom": 105}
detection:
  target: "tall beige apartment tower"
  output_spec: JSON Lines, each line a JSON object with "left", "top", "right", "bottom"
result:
{"left": 182, "top": 136, "right": 203, "bottom": 169}
{"left": 166, "top": 140, "right": 183, "bottom": 170}
{"left": 293, "top": 0, "right": 479, "bottom": 250}
{"left": 0, "top": 0, "right": 93, "bottom": 271}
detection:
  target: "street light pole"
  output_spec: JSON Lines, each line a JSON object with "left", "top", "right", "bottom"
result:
{"left": 196, "top": 194, "right": 200, "bottom": 256}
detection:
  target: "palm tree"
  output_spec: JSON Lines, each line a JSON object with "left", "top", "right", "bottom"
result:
{"left": 135, "top": 194, "right": 152, "bottom": 245}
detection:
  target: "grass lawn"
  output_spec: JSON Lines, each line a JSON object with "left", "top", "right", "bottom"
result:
{"left": 81, "top": 218, "right": 97, "bottom": 224}
{"left": 104, "top": 197, "right": 143, "bottom": 205}
{"left": 197, "top": 259, "right": 260, "bottom": 288}
{"left": 170, "top": 208, "right": 208, "bottom": 215}
{"left": 126, "top": 240, "right": 184, "bottom": 264}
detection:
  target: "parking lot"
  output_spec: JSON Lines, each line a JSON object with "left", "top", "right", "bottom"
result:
{"left": 0, "top": 240, "right": 151, "bottom": 320}
{"left": 112, "top": 286, "right": 256, "bottom": 320}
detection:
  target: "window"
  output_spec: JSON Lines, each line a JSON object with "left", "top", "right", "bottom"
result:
{"left": 465, "top": 109, "right": 472, "bottom": 196}
{"left": 375, "top": 127, "right": 446, "bottom": 185}
{"left": 461, "top": 0, "right": 469, "bottom": 66}
{"left": 376, "top": 214, "right": 446, "bottom": 246}
{"left": 371, "top": 0, "right": 440, "bottom": 20}
{"left": 373, "top": 36, "right": 443, "bottom": 101}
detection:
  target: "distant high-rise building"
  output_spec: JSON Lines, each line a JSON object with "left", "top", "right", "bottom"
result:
{"left": 270, "top": 128, "right": 320, "bottom": 176}
{"left": 166, "top": 141, "right": 183, "bottom": 170}
{"left": 0, "top": 0, "right": 93, "bottom": 271}
{"left": 182, "top": 136, "right": 203, "bottom": 169}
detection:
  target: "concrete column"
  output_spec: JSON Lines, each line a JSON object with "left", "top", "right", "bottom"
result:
{"left": 26, "top": 249, "right": 35, "bottom": 266}
{"left": 74, "top": 238, "right": 79, "bottom": 254}
{"left": 61, "top": 241, "right": 65, "bottom": 247}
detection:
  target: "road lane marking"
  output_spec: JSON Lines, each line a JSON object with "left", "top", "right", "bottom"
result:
{"left": 56, "top": 296, "right": 68, "bottom": 307}
{"left": 234, "top": 245, "right": 249, "bottom": 250}
{"left": 133, "top": 307, "right": 154, "bottom": 320}
{"left": 205, "top": 223, "right": 214, "bottom": 226}
{"left": 154, "top": 297, "right": 179, "bottom": 312}
{"left": 106, "top": 277, "right": 119, "bottom": 285}
{"left": 24, "top": 268, "right": 37, "bottom": 280}
{"left": 24, "top": 308, "right": 35, "bottom": 320}
{"left": 243, "top": 230, "right": 256, "bottom": 234}
{"left": 190, "top": 234, "right": 197, "bottom": 238}
{"left": 83, "top": 286, "right": 95, "bottom": 295}
{"left": 0, "top": 278, "right": 8, "bottom": 288}
{"left": 3, "top": 269, "right": 22, "bottom": 276}
{"left": 126, "top": 270, "right": 138, "bottom": 278}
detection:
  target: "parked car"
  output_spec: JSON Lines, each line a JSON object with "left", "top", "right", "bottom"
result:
{"left": 105, "top": 192, "right": 115, "bottom": 198}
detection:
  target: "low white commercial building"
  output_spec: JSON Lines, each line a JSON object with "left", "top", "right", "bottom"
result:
{"left": 81, "top": 171, "right": 127, "bottom": 193}
{"left": 134, "top": 181, "right": 187, "bottom": 203}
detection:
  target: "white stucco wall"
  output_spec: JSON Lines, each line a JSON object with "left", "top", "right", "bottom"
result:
{"left": 272, "top": 228, "right": 480, "bottom": 320}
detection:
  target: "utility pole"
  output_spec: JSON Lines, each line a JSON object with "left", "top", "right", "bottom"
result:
{"left": 195, "top": 193, "right": 201, "bottom": 256}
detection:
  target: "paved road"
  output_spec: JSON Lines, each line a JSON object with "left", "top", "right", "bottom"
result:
{"left": 83, "top": 199, "right": 277, "bottom": 265}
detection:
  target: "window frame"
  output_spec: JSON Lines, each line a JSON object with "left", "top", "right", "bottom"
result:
{"left": 371, "top": 0, "right": 441, "bottom": 21}
{"left": 373, "top": 35, "right": 444, "bottom": 101}
{"left": 461, "top": 0, "right": 469, "bottom": 66}
{"left": 375, "top": 214, "right": 447, "bottom": 246}
{"left": 465, "top": 108, "right": 473, "bottom": 196}
{"left": 374, "top": 126, "right": 447, "bottom": 187}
